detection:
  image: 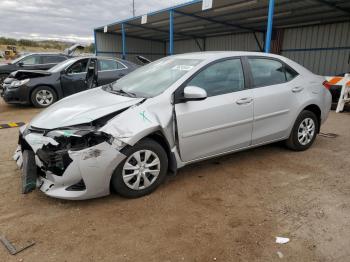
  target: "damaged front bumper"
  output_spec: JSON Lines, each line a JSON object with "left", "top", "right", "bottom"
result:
{"left": 14, "top": 125, "right": 127, "bottom": 200}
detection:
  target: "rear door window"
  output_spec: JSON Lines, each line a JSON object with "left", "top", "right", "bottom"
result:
{"left": 247, "top": 58, "right": 298, "bottom": 87}
{"left": 98, "top": 59, "right": 126, "bottom": 71}
{"left": 42, "top": 55, "right": 66, "bottom": 64}
{"left": 285, "top": 65, "right": 299, "bottom": 81}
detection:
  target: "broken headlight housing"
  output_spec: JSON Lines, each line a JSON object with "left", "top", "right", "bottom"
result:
{"left": 9, "top": 78, "right": 30, "bottom": 89}
{"left": 45, "top": 129, "right": 113, "bottom": 151}
{"left": 36, "top": 128, "right": 116, "bottom": 176}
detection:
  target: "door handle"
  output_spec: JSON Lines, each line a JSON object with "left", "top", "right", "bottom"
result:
{"left": 236, "top": 97, "right": 253, "bottom": 105}
{"left": 292, "top": 86, "right": 304, "bottom": 93}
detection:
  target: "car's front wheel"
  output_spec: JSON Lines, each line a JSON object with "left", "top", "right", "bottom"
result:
{"left": 31, "top": 86, "right": 57, "bottom": 108}
{"left": 286, "top": 110, "right": 318, "bottom": 151}
{"left": 111, "top": 138, "right": 168, "bottom": 198}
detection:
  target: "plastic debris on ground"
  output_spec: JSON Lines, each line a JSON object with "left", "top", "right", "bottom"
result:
{"left": 276, "top": 236, "right": 290, "bottom": 244}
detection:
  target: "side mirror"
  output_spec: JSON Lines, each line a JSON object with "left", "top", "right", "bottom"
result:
{"left": 183, "top": 86, "right": 207, "bottom": 101}
{"left": 17, "top": 62, "right": 24, "bottom": 67}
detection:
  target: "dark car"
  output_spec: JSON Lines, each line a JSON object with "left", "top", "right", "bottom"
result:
{"left": 1, "top": 56, "right": 138, "bottom": 107}
{"left": 0, "top": 53, "right": 69, "bottom": 84}
{"left": 0, "top": 44, "right": 85, "bottom": 86}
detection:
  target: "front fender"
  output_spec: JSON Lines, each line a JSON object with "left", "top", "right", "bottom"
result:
{"left": 100, "top": 98, "right": 174, "bottom": 146}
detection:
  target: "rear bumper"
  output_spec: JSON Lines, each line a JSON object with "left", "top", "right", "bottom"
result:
{"left": 321, "top": 89, "right": 332, "bottom": 125}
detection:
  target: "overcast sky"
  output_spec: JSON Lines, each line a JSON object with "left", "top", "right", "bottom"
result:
{"left": 0, "top": 0, "right": 190, "bottom": 43}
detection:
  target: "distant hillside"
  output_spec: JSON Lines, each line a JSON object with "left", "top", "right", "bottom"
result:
{"left": 0, "top": 37, "right": 94, "bottom": 53}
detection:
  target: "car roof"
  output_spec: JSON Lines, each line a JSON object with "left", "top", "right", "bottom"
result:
{"left": 172, "top": 51, "right": 286, "bottom": 60}
{"left": 172, "top": 51, "right": 313, "bottom": 75}
{"left": 24, "top": 52, "right": 68, "bottom": 56}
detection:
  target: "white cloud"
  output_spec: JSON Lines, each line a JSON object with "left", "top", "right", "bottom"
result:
{"left": 0, "top": 0, "right": 191, "bottom": 43}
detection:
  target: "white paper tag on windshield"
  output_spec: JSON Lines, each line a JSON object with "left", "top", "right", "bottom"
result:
{"left": 104, "top": 25, "right": 108, "bottom": 33}
{"left": 172, "top": 65, "right": 194, "bottom": 71}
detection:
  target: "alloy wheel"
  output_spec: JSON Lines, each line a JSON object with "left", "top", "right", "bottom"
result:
{"left": 35, "top": 89, "right": 54, "bottom": 106}
{"left": 297, "top": 117, "right": 315, "bottom": 145}
{"left": 122, "top": 150, "right": 161, "bottom": 190}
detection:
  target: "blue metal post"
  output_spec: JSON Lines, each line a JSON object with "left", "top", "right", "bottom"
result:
{"left": 169, "top": 10, "right": 174, "bottom": 55}
{"left": 93, "top": 30, "right": 97, "bottom": 56}
{"left": 122, "top": 23, "right": 126, "bottom": 59}
{"left": 265, "top": 0, "right": 275, "bottom": 53}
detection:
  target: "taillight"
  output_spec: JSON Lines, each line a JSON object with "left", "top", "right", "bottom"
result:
{"left": 322, "top": 80, "right": 332, "bottom": 90}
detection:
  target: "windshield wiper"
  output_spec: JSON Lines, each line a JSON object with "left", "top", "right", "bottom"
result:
{"left": 111, "top": 89, "right": 137, "bottom": 98}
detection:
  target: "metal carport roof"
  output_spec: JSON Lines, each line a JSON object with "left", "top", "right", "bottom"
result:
{"left": 94, "top": 0, "right": 350, "bottom": 56}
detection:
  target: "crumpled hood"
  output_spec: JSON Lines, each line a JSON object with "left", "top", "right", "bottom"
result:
{"left": 30, "top": 87, "right": 143, "bottom": 129}
{"left": 12, "top": 70, "right": 51, "bottom": 80}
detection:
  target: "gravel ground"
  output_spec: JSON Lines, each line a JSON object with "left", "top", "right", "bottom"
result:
{"left": 0, "top": 99, "right": 349, "bottom": 262}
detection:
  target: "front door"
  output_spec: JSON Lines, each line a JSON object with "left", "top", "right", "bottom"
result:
{"left": 175, "top": 58, "right": 254, "bottom": 162}
{"left": 61, "top": 58, "right": 89, "bottom": 97}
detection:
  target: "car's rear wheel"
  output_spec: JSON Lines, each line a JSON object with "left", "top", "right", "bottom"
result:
{"left": 31, "top": 86, "right": 57, "bottom": 108}
{"left": 111, "top": 138, "right": 168, "bottom": 198}
{"left": 286, "top": 110, "right": 318, "bottom": 151}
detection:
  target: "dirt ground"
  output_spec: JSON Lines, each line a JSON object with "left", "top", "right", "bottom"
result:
{"left": 0, "top": 99, "right": 349, "bottom": 262}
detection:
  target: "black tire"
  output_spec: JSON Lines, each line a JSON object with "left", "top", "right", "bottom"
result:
{"left": 31, "top": 86, "right": 57, "bottom": 108}
{"left": 286, "top": 110, "right": 319, "bottom": 151}
{"left": 111, "top": 138, "right": 168, "bottom": 198}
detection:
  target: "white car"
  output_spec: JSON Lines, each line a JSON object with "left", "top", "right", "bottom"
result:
{"left": 15, "top": 52, "right": 332, "bottom": 200}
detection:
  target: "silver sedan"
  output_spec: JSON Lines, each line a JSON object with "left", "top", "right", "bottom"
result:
{"left": 15, "top": 52, "right": 332, "bottom": 200}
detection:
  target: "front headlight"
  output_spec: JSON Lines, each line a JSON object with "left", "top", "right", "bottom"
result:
{"left": 10, "top": 78, "right": 30, "bottom": 88}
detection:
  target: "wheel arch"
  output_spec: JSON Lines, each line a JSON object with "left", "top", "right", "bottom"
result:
{"left": 301, "top": 104, "right": 321, "bottom": 133}
{"left": 120, "top": 130, "right": 177, "bottom": 176}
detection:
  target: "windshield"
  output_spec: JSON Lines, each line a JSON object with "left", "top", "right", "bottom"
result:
{"left": 108, "top": 57, "right": 202, "bottom": 98}
{"left": 48, "top": 58, "right": 77, "bottom": 73}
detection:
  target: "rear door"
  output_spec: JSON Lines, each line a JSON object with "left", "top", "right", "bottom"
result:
{"left": 97, "top": 58, "right": 129, "bottom": 85}
{"left": 60, "top": 58, "right": 89, "bottom": 97}
{"left": 175, "top": 58, "right": 254, "bottom": 162}
{"left": 245, "top": 57, "right": 301, "bottom": 145}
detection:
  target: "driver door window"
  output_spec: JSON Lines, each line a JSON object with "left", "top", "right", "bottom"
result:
{"left": 98, "top": 59, "right": 126, "bottom": 71}
{"left": 21, "top": 55, "right": 41, "bottom": 65}
{"left": 66, "top": 59, "right": 88, "bottom": 74}
{"left": 187, "top": 59, "right": 245, "bottom": 96}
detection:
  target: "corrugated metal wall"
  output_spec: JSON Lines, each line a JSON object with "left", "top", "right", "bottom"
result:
{"left": 281, "top": 22, "right": 350, "bottom": 76}
{"left": 96, "top": 32, "right": 165, "bottom": 64}
{"left": 165, "top": 32, "right": 264, "bottom": 54}
{"left": 97, "top": 22, "right": 350, "bottom": 75}
{"left": 205, "top": 32, "right": 264, "bottom": 51}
